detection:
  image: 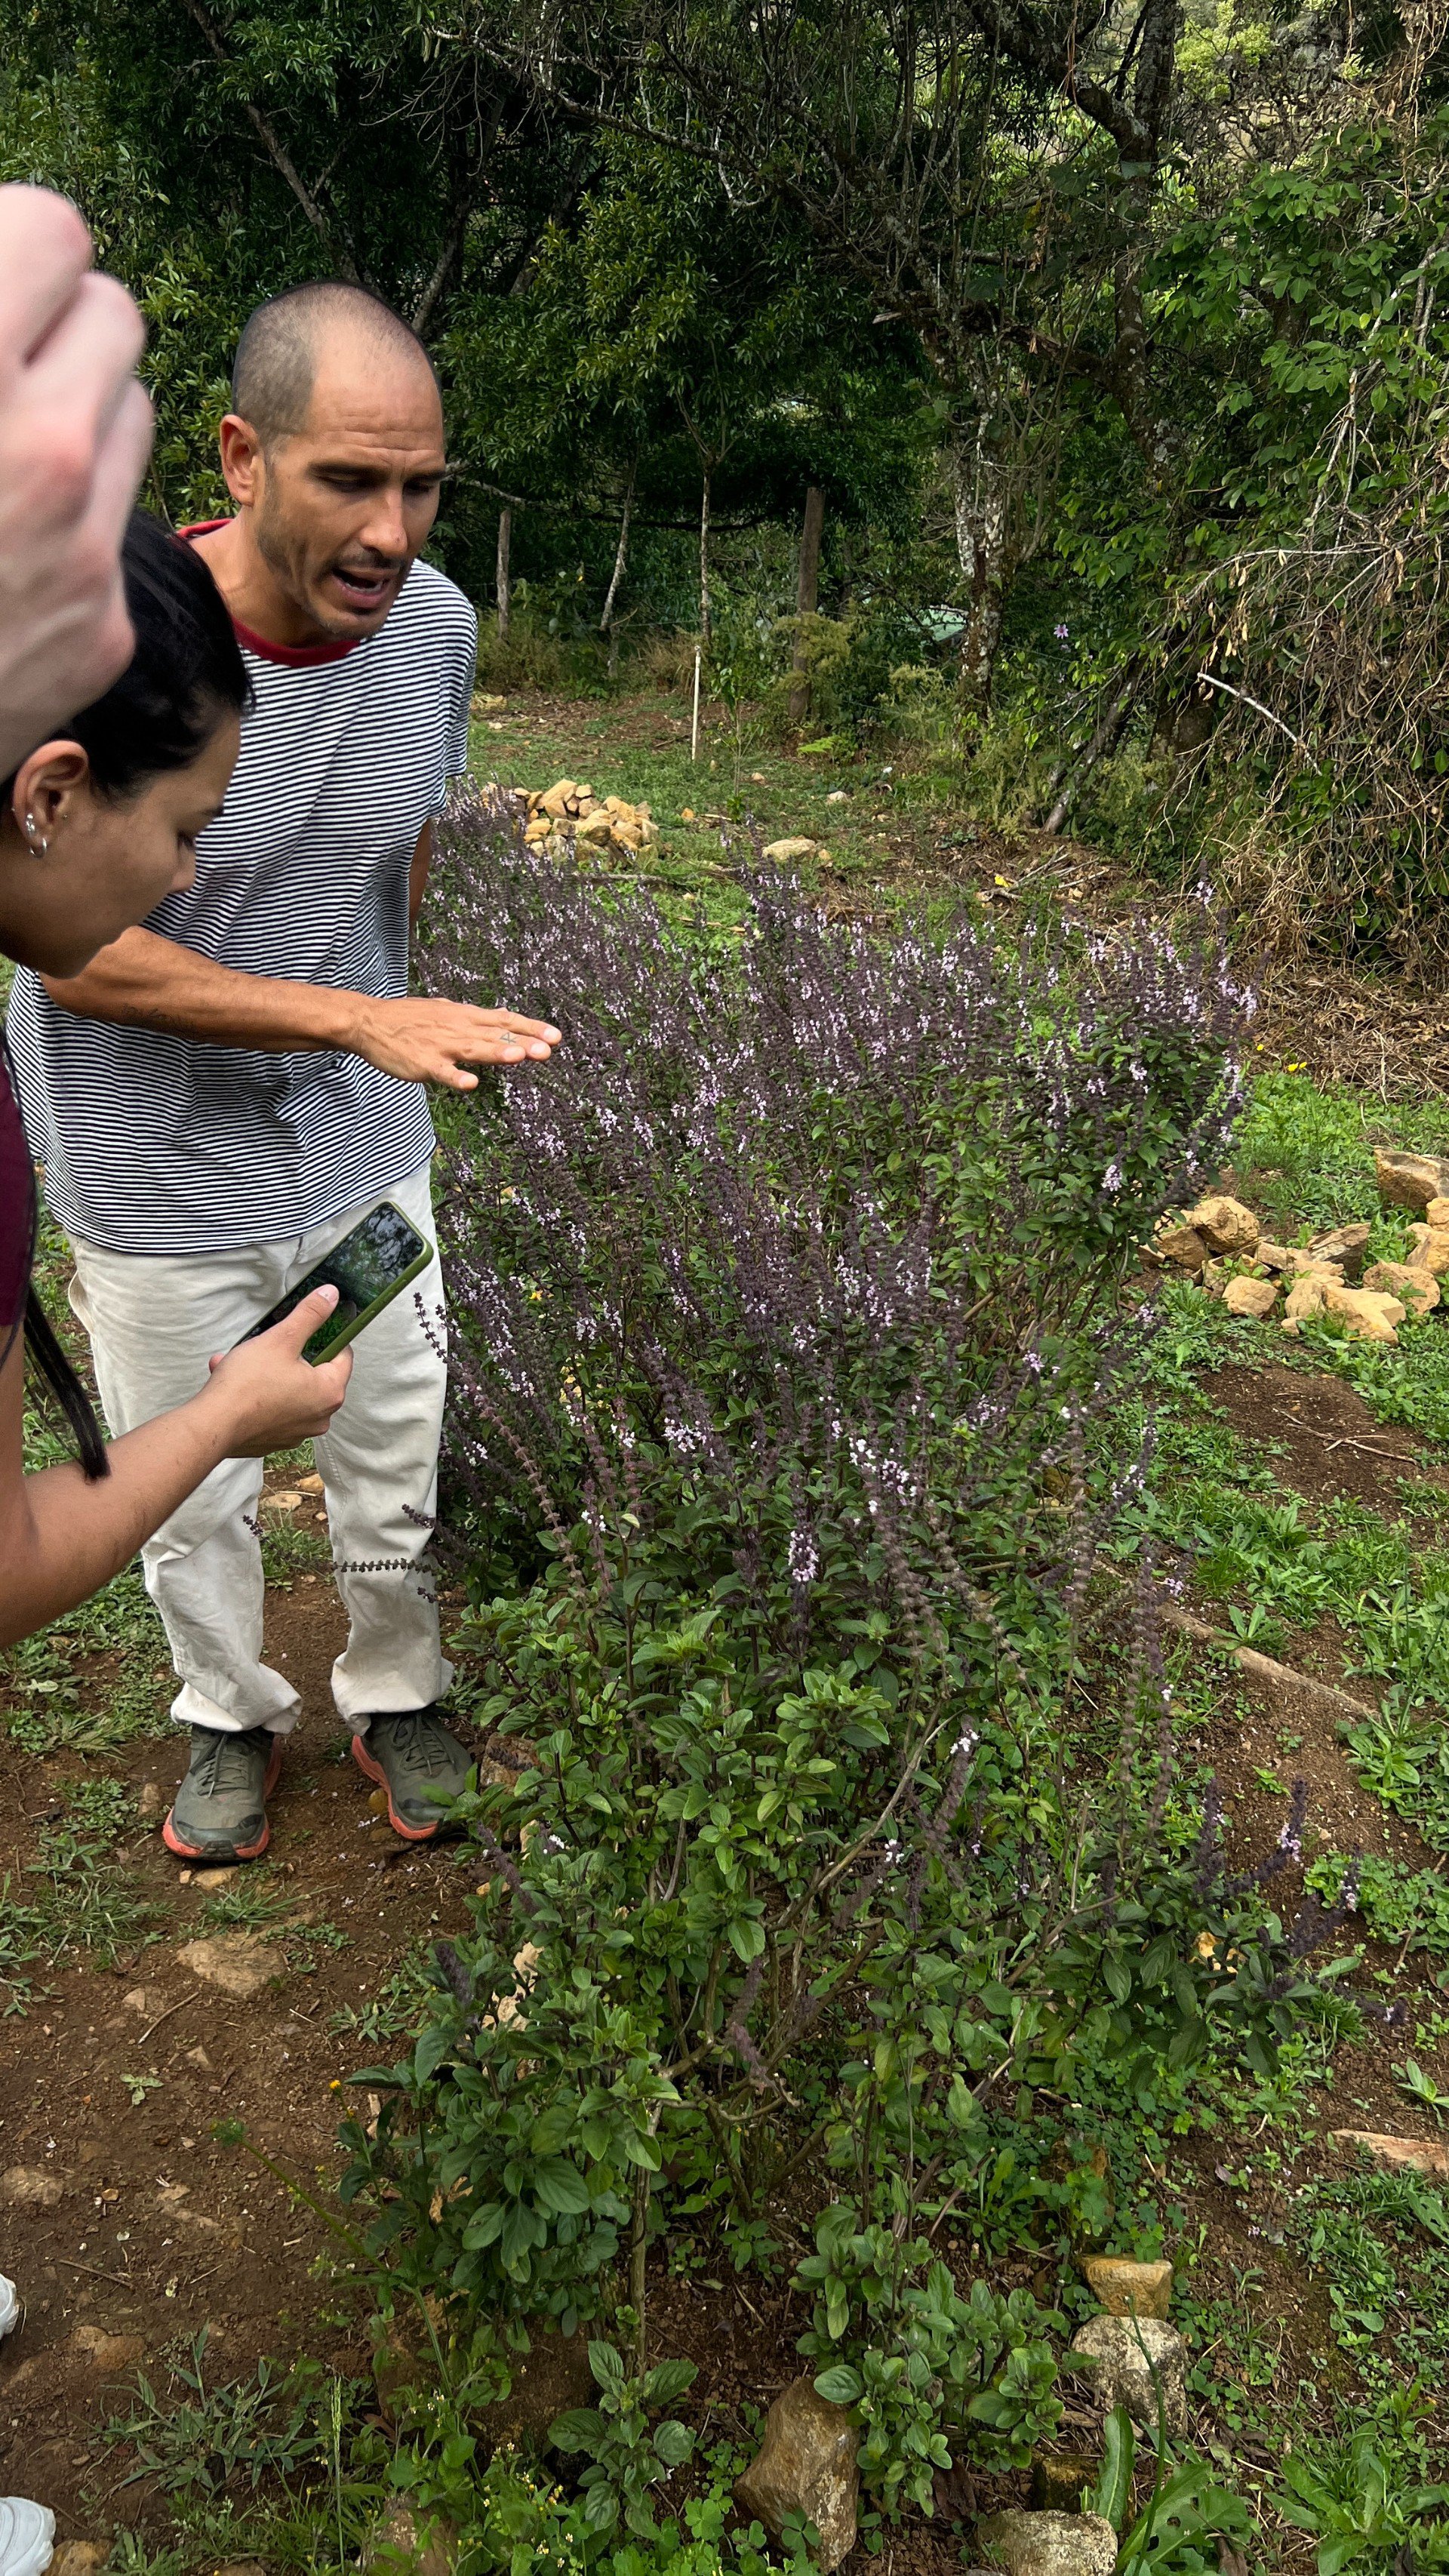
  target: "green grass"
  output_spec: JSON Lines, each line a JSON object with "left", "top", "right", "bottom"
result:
{"left": 0, "top": 1775, "right": 160, "bottom": 2008}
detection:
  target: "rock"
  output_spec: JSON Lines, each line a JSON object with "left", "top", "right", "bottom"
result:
{"left": 1284, "top": 1276, "right": 1329, "bottom": 1322}
{"left": 1154, "top": 1224, "right": 1207, "bottom": 1272}
{"left": 184, "top": 2045, "right": 213, "bottom": 2070}
{"left": 175, "top": 1934, "right": 284, "bottom": 1999}
{"left": 215, "top": 2562, "right": 269, "bottom": 2576}
{"left": 137, "top": 1781, "right": 164, "bottom": 1820}
{"left": 1067, "top": 2316, "right": 1187, "bottom": 2435}
{"left": 1283, "top": 1252, "right": 1344, "bottom": 1283}
{"left": 537, "top": 779, "right": 580, "bottom": 820}
{"left": 261, "top": 1488, "right": 301, "bottom": 1512}
{"left": 977, "top": 2510, "right": 1118, "bottom": 2576}
{"left": 1255, "top": 1239, "right": 1294, "bottom": 1271}
{"left": 1374, "top": 1149, "right": 1449, "bottom": 1211}
{"left": 1223, "top": 1275, "right": 1277, "bottom": 1319}
{"left": 1080, "top": 2254, "right": 1173, "bottom": 2319}
{"left": 734, "top": 2377, "right": 858, "bottom": 2572}
{"left": 51, "top": 2546, "right": 108, "bottom": 2576}
{"left": 574, "top": 808, "right": 615, "bottom": 844}
{"left": 761, "top": 837, "right": 820, "bottom": 863}
{"left": 72, "top": 2325, "right": 145, "bottom": 2371}
{"left": 1308, "top": 1222, "right": 1371, "bottom": 1280}
{"left": 298, "top": 1473, "right": 325, "bottom": 1494}
{"left": 1184, "top": 1195, "right": 1260, "bottom": 1256}
{"left": 1362, "top": 1260, "right": 1440, "bottom": 1316}
{"left": 362, "top": 2506, "right": 457, "bottom": 2576}
{"left": 1427, "top": 1196, "right": 1449, "bottom": 1229}
{"left": 1324, "top": 1282, "right": 1403, "bottom": 1343}
{"left": 1029, "top": 2455, "right": 1099, "bottom": 2512}
{"left": 1331, "top": 2128, "right": 1449, "bottom": 2177}
{"left": 0, "top": 2168, "right": 61, "bottom": 2208}
{"left": 1407, "top": 1226, "right": 1449, "bottom": 1276}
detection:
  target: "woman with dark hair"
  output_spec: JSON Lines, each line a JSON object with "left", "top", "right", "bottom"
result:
{"left": 0, "top": 509, "right": 352, "bottom": 1651}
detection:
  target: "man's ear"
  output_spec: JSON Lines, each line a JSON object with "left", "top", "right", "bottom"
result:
{"left": 10, "top": 741, "right": 91, "bottom": 846}
{"left": 219, "top": 414, "right": 266, "bottom": 509}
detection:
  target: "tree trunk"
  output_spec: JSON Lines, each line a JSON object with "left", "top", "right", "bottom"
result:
{"left": 600, "top": 466, "right": 635, "bottom": 642}
{"left": 787, "top": 484, "right": 825, "bottom": 727}
{"left": 495, "top": 508, "right": 512, "bottom": 644}
{"left": 1043, "top": 660, "right": 1143, "bottom": 834}
{"left": 698, "top": 469, "right": 712, "bottom": 651}
{"left": 951, "top": 436, "right": 1008, "bottom": 722}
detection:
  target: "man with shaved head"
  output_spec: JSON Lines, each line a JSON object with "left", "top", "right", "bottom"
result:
{"left": 7, "top": 279, "right": 561, "bottom": 1864}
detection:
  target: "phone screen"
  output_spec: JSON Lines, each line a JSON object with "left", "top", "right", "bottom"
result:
{"left": 240, "top": 1202, "right": 432, "bottom": 1362}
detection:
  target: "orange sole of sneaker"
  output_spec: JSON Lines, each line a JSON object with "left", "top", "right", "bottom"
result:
{"left": 350, "top": 1731, "right": 442, "bottom": 1841}
{"left": 162, "top": 1734, "right": 284, "bottom": 1862}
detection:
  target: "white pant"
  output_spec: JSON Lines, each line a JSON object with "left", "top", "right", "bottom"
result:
{"left": 66, "top": 1159, "right": 452, "bottom": 1737}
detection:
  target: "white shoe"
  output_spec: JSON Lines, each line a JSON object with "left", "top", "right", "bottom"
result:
{"left": 0, "top": 2499, "right": 54, "bottom": 2576}
{"left": 0, "top": 2277, "right": 19, "bottom": 2337}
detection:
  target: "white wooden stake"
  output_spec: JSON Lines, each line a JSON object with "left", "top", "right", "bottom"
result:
{"left": 691, "top": 646, "right": 702, "bottom": 761}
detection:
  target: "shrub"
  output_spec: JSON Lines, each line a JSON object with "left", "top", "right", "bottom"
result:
{"left": 341, "top": 807, "right": 1357, "bottom": 2519}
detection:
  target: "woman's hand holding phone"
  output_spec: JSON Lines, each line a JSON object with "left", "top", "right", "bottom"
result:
{"left": 203, "top": 1284, "right": 354, "bottom": 1457}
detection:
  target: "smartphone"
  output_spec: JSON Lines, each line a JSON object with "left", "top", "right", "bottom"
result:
{"left": 238, "top": 1199, "right": 434, "bottom": 1364}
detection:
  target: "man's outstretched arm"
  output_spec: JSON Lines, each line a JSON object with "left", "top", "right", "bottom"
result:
{"left": 42, "top": 926, "right": 558, "bottom": 1087}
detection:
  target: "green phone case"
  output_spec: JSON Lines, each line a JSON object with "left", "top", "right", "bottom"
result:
{"left": 303, "top": 1236, "right": 433, "bottom": 1362}
{"left": 239, "top": 1202, "right": 435, "bottom": 1365}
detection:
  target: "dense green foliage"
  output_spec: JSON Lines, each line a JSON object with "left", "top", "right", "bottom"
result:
{"left": 11, "top": 5, "right": 1449, "bottom": 945}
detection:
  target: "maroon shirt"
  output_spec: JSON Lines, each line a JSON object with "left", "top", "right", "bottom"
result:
{"left": 0, "top": 1040, "right": 35, "bottom": 1350}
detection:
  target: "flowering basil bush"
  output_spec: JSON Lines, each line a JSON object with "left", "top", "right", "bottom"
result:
{"left": 339, "top": 806, "right": 1358, "bottom": 2519}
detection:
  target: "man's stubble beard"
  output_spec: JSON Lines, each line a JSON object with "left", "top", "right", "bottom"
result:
{"left": 254, "top": 475, "right": 355, "bottom": 643}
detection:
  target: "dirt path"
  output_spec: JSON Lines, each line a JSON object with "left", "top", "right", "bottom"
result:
{"left": 0, "top": 1565, "right": 474, "bottom": 2536}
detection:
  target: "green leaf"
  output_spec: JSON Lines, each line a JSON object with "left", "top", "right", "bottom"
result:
{"left": 548, "top": 2408, "right": 605, "bottom": 2453}
{"left": 654, "top": 2420, "right": 694, "bottom": 2467}
{"left": 532, "top": 2159, "right": 592, "bottom": 2217}
{"left": 813, "top": 2365, "right": 863, "bottom": 2405}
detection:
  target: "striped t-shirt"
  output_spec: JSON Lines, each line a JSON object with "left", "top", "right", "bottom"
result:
{"left": 8, "top": 547, "right": 476, "bottom": 1255}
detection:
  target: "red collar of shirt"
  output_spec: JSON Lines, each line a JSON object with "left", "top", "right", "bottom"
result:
{"left": 177, "top": 520, "right": 358, "bottom": 666}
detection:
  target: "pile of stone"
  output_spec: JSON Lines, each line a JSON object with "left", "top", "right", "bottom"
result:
{"left": 515, "top": 777, "right": 659, "bottom": 857}
{"left": 726, "top": 2255, "right": 1186, "bottom": 2576}
{"left": 1149, "top": 1147, "right": 1449, "bottom": 1348}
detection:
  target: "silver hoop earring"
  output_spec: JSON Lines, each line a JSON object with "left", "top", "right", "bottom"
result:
{"left": 22, "top": 811, "right": 49, "bottom": 858}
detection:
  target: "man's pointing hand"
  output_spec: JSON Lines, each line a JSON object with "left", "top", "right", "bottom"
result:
{"left": 346, "top": 996, "right": 561, "bottom": 1089}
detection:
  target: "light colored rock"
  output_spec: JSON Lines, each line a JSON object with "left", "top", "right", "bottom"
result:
{"left": 175, "top": 1934, "right": 284, "bottom": 1999}
{"left": 214, "top": 2560, "right": 269, "bottom": 2576}
{"left": 1331, "top": 2128, "right": 1449, "bottom": 2177}
{"left": 298, "top": 1473, "right": 325, "bottom": 1494}
{"left": 1080, "top": 2254, "right": 1173, "bottom": 2319}
{"left": 0, "top": 2168, "right": 61, "bottom": 2208}
{"left": 184, "top": 2045, "right": 213, "bottom": 2070}
{"left": 1154, "top": 1223, "right": 1207, "bottom": 1271}
{"left": 1185, "top": 1195, "right": 1260, "bottom": 1256}
{"left": 1427, "top": 1197, "right": 1449, "bottom": 1230}
{"left": 1284, "top": 1276, "right": 1329, "bottom": 1322}
{"left": 1407, "top": 1226, "right": 1449, "bottom": 1276}
{"left": 977, "top": 2510, "right": 1118, "bottom": 2576}
{"left": 734, "top": 2377, "right": 858, "bottom": 2572}
{"left": 574, "top": 808, "right": 615, "bottom": 843}
{"left": 51, "top": 2545, "right": 108, "bottom": 2576}
{"left": 1223, "top": 1275, "right": 1277, "bottom": 1319}
{"left": 1362, "top": 1260, "right": 1440, "bottom": 1316}
{"left": 362, "top": 2505, "right": 457, "bottom": 2576}
{"left": 537, "top": 779, "right": 580, "bottom": 820}
{"left": 137, "top": 1781, "right": 164, "bottom": 1820}
{"left": 1067, "top": 2315, "right": 1186, "bottom": 2435}
{"left": 1308, "top": 1222, "right": 1371, "bottom": 1280}
{"left": 1255, "top": 1239, "right": 1294, "bottom": 1271}
{"left": 261, "top": 1489, "right": 301, "bottom": 1513}
{"left": 761, "top": 837, "right": 820, "bottom": 863}
{"left": 1324, "top": 1282, "right": 1403, "bottom": 1343}
{"left": 1375, "top": 1148, "right": 1449, "bottom": 1211}
{"left": 72, "top": 2325, "right": 145, "bottom": 2372}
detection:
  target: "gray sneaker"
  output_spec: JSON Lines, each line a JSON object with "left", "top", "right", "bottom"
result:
{"left": 351, "top": 1706, "right": 472, "bottom": 1840}
{"left": 163, "top": 1725, "right": 281, "bottom": 1861}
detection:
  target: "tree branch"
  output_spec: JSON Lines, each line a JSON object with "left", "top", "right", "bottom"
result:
{"left": 180, "top": 0, "right": 360, "bottom": 277}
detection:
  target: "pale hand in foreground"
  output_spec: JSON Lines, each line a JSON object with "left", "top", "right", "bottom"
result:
{"left": 345, "top": 995, "right": 562, "bottom": 1088}
{"left": 0, "top": 186, "right": 153, "bottom": 775}
{"left": 205, "top": 1283, "right": 354, "bottom": 1456}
